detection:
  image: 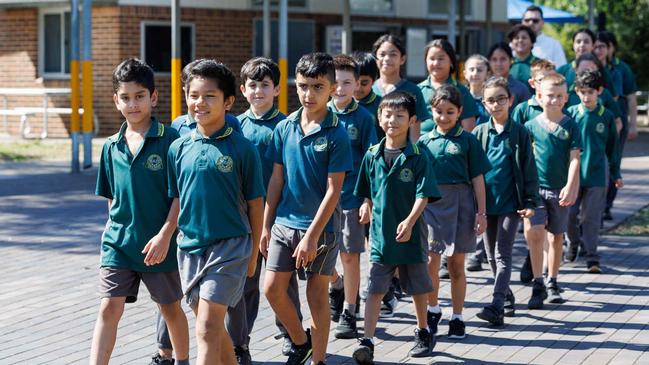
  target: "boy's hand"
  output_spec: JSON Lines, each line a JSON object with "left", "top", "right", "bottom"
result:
{"left": 615, "top": 179, "right": 624, "bottom": 189}
{"left": 260, "top": 227, "right": 271, "bottom": 258}
{"left": 293, "top": 234, "right": 317, "bottom": 269}
{"left": 359, "top": 202, "right": 371, "bottom": 224}
{"left": 475, "top": 214, "right": 487, "bottom": 236}
{"left": 395, "top": 219, "right": 414, "bottom": 242}
{"left": 142, "top": 234, "right": 171, "bottom": 266}
{"left": 559, "top": 186, "right": 578, "bottom": 206}
{"left": 517, "top": 208, "right": 534, "bottom": 219}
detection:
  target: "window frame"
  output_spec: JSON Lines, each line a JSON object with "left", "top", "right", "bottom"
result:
{"left": 38, "top": 7, "right": 71, "bottom": 80}
{"left": 249, "top": 0, "right": 308, "bottom": 10}
{"left": 140, "top": 20, "right": 196, "bottom": 77}
{"left": 349, "top": 0, "right": 396, "bottom": 16}
{"left": 427, "top": 0, "right": 474, "bottom": 20}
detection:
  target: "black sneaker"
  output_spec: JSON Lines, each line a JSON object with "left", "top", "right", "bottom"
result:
{"left": 149, "top": 353, "right": 174, "bottom": 365}
{"left": 504, "top": 290, "right": 515, "bottom": 317}
{"left": 379, "top": 296, "right": 398, "bottom": 318}
{"left": 329, "top": 285, "right": 344, "bottom": 322}
{"left": 466, "top": 258, "right": 483, "bottom": 272}
{"left": 547, "top": 281, "right": 565, "bottom": 304}
{"left": 565, "top": 242, "right": 579, "bottom": 262}
{"left": 352, "top": 337, "right": 374, "bottom": 365}
{"left": 527, "top": 281, "right": 547, "bottom": 309}
{"left": 447, "top": 318, "right": 466, "bottom": 339}
{"left": 285, "top": 330, "right": 312, "bottom": 365}
{"left": 281, "top": 334, "right": 293, "bottom": 356}
{"left": 427, "top": 310, "right": 442, "bottom": 336}
{"left": 234, "top": 345, "right": 252, "bottom": 365}
{"left": 520, "top": 252, "right": 533, "bottom": 284}
{"left": 409, "top": 327, "right": 435, "bottom": 357}
{"left": 587, "top": 261, "right": 601, "bottom": 274}
{"left": 439, "top": 260, "right": 450, "bottom": 279}
{"left": 334, "top": 309, "right": 358, "bottom": 339}
{"left": 476, "top": 304, "right": 504, "bottom": 326}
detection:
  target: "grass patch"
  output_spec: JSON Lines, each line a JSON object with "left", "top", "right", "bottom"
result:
{"left": 610, "top": 205, "right": 649, "bottom": 236}
{"left": 0, "top": 139, "right": 103, "bottom": 162}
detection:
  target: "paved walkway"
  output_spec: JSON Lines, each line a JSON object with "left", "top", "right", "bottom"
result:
{"left": 1, "top": 135, "right": 648, "bottom": 364}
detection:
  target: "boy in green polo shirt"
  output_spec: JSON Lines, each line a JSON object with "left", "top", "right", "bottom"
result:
{"left": 262, "top": 52, "right": 352, "bottom": 365}
{"left": 510, "top": 59, "right": 556, "bottom": 126}
{"left": 167, "top": 59, "right": 265, "bottom": 364}
{"left": 524, "top": 73, "right": 581, "bottom": 309}
{"left": 352, "top": 51, "right": 382, "bottom": 137}
{"left": 352, "top": 91, "right": 440, "bottom": 364}
{"left": 566, "top": 70, "right": 622, "bottom": 272}
{"left": 90, "top": 58, "right": 189, "bottom": 365}
{"left": 327, "top": 54, "right": 378, "bottom": 339}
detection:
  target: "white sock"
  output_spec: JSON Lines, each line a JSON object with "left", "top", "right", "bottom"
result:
{"left": 451, "top": 313, "right": 463, "bottom": 321}
{"left": 428, "top": 305, "right": 441, "bottom": 314}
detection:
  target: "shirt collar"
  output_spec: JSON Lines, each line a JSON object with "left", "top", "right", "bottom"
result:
{"left": 421, "top": 76, "right": 457, "bottom": 90}
{"left": 428, "top": 123, "right": 463, "bottom": 139}
{"left": 183, "top": 114, "right": 196, "bottom": 127}
{"left": 358, "top": 91, "right": 377, "bottom": 105}
{"left": 488, "top": 117, "right": 512, "bottom": 134}
{"left": 328, "top": 99, "right": 359, "bottom": 115}
{"left": 191, "top": 123, "right": 234, "bottom": 141}
{"left": 287, "top": 107, "right": 339, "bottom": 129}
{"left": 245, "top": 106, "right": 280, "bottom": 121}
{"left": 513, "top": 53, "right": 537, "bottom": 64}
{"left": 116, "top": 117, "right": 164, "bottom": 142}
{"left": 371, "top": 138, "right": 420, "bottom": 159}
{"left": 578, "top": 103, "right": 605, "bottom": 116}
{"left": 528, "top": 95, "right": 539, "bottom": 106}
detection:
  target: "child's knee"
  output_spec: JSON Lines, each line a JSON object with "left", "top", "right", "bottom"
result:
{"left": 98, "top": 298, "right": 125, "bottom": 322}
{"left": 340, "top": 252, "right": 359, "bottom": 266}
{"left": 158, "top": 301, "right": 184, "bottom": 320}
{"left": 195, "top": 316, "right": 224, "bottom": 341}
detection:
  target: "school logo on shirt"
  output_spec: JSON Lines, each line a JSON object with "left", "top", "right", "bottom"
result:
{"left": 145, "top": 154, "right": 163, "bottom": 171}
{"left": 347, "top": 126, "right": 359, "bottom": 140}
{"left": 596, "top": 123, "right": 605, "bottom": 134}
{"left": 446, "top": 142, "right": 461, "bottom": 155}
{"left": 399, "top": 168, "right": 414, "bottom": 182}
{"left": 216, "top": 155, "right": 234, "bottom": 173}
{"left": 313, "top": 136, "right": 328, "bottom": 152}
{"left": 558, "top": 129, "right": 570, "bottom": 140}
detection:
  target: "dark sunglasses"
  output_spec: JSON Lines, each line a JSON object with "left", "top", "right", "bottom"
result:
{"left": 523, "top": 18, "right": 541, "bottom": 24}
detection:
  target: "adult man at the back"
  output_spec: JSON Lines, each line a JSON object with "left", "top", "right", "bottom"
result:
{"left": 522, "top": 5, "right": 567, "bottom": 68}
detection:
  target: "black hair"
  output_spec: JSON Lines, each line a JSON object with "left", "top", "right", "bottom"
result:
{"left": 372, "top": 34, "right": 406, "bottom": 57}
{"left": 574, "top": 70, "right": 604, "bottom": 90}
{"left": 483, "top": 76, "right": 512, "bottom": 98}
{"left": 333, "top": 54, "right": 360, "bottom": 79}
{"left": 430, "top": 83, "right": 462, "bottom": 110}
{"left": 595, "top": 31, "right": 614, "bottom": 48}
{"left": 351, "top": 51, "right": 379, "bottom": 80}
{"left": 601, "top": 30, "right": 618, "bottom": 49}
{"left": 524, "top": 5, "right": 543, "bottom": 18}
{"left": 487, "top": 42, "right": 513, "bottom": 60}
{"left": 508, "top": 24, "right": 537, "bottom": 44}
{"left": 424, "top": 39, "right": 458, "bottom": 74}
{"left": 575, "top": 53, "right": 608, "bottom": 88}
{"left": 295, "top": 52, "right": 336, "bottom": 84}
{"left": 378, "top": 90, "right": 416, "bottom": 118}
{"left": 182, "top": 59, "right": 237, "bottom": 99}
{"left": 240, "top": 57, "right": 280, "bottom": 86}
{"left": 572, "top": 28, "right": 596, "bottom": 44}
{"left": 112, "top": 58, "right": 155, "bottom": 94}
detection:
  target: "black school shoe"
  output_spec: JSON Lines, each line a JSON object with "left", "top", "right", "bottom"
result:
{"left": 504, "top": 289, "right": 516, "bottom": 317}
{"left": 334, "top": 309, "right": 358, "bottom": 339}
{"left": 427, "top": 310, "right": 442, "bottom": 336}
{"left": 409, "top": 328, "right": 436, "bottom": 357}
{"left": 477, "top": 304, "right": 504, "bottom": 326}
{"left": 527, "top": 281, "right": 548, "bottom": 309}
{"left": 285, "top": 329, "right": 312, "bottom": 365}
{"left": 520, "top": 252, "right": 533, "bottom": 284}
{"left": 447, "top": 318, "right": 466, "bottom": 339}
{"left": 587, "top": 261, "right": 601, "bottom": 274}
{"left": 329, "top": 285, "right": 344, "bottom": 322}
{"left": 149, "top": 353, "right": 174, "bottom": 365}
{"left": 352, "top": 337, "right": 374, "bottom": 365}
{"left": 547, "top": 281, "right": 565, "bottom": 304}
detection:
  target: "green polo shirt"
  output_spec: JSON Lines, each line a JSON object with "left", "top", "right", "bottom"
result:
{"left": 418, "top": 77, "right": 479, "bottom": 134}
{"left": 168, "top": 124, "right": 265, "bottom": 255}
{"left": 511, "top": 96, "right": 543, "bottom": 125}
{"left": 612, "top": 57, "right": 637, "bottom": 120}
{"left": 328, "top": 99, "right": 378, "bottom": 210}
{"left": 567, "top": 104, "right": 621, "bottom": 187}
{"left": 525, "top": 115, "right": 582, "bottom": 189}
{"left": 355, "top": 140, "right": 441, "bottom": 264}
{"left": 357, "top": 91, "right": 383, "bottom": 140}
{"left": 510, "top": 53, "right": 538, "bottom": 94}
{"left": 566, "top": 87, "right": 622, "bottom": 121}
{"left": 481, "top": 119, "right": 517, "bottom": 215}
{"left": 418, "top": 123, "right": 491, "bottom": 185}
{"left": 237, "top": 106, "right": 286, "bottom": 188}
{"left": 96, "top": 119, "right": 180, "bottom": 272}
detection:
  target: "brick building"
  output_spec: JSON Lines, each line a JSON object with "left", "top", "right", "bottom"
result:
{"left": 0, "top": 0, "right": 509, "bottom": 137}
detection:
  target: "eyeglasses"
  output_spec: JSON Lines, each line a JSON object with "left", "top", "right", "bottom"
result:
{"left": 523, "top": 18, "right": 541, "bottom": 24}
{"left": 483, "top": 96, "right": 510, "bottom": 106}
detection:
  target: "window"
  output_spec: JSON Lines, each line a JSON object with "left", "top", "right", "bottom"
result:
{"left": 141, "top": 22, "right": 194, "bottom": 74}
{"left": 351, "top": 0, "right": 393, "bottom": 13}
{"left": 40, "top": 10, "right": 71, "bottom": 76}
{"left": 428, "top": 0, "right": 472, "bottom": 17}
{"left": 253, "top": 19, "right": 314, "bottom": 78}
{"left": 251, "top": 0, "right": 307, "bottom": 8}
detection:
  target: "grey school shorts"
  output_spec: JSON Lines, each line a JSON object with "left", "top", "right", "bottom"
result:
{"left": 177, "top": 234, "right": 251, "bottom": 309}
{"left": 528, "top": 188, "right": 570, "bottom": 234}
{"left": 341, "top": 208, "right": 366, "bottom": 253}
{"left": 98, "top": 267, "right": 182, "bottom": 305}
{"left": 367, "top": 261, "right": 432, "bottom": 296}
{"left": 424, "top": 184, "right": 477, "bottom": 255}
{"left": 266, "top": 224, "right": 339, "bottom": 278}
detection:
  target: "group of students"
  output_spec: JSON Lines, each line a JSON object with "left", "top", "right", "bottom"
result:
{"left": 88, "top": 10, "right": 636, "bottom": 365}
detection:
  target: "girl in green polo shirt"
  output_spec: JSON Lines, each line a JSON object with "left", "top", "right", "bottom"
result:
{"left": 508, "top": 24, "right": 538, "bottom": 94}
{"left": 419, "top": 84, "right": 491, "bottom": 340}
